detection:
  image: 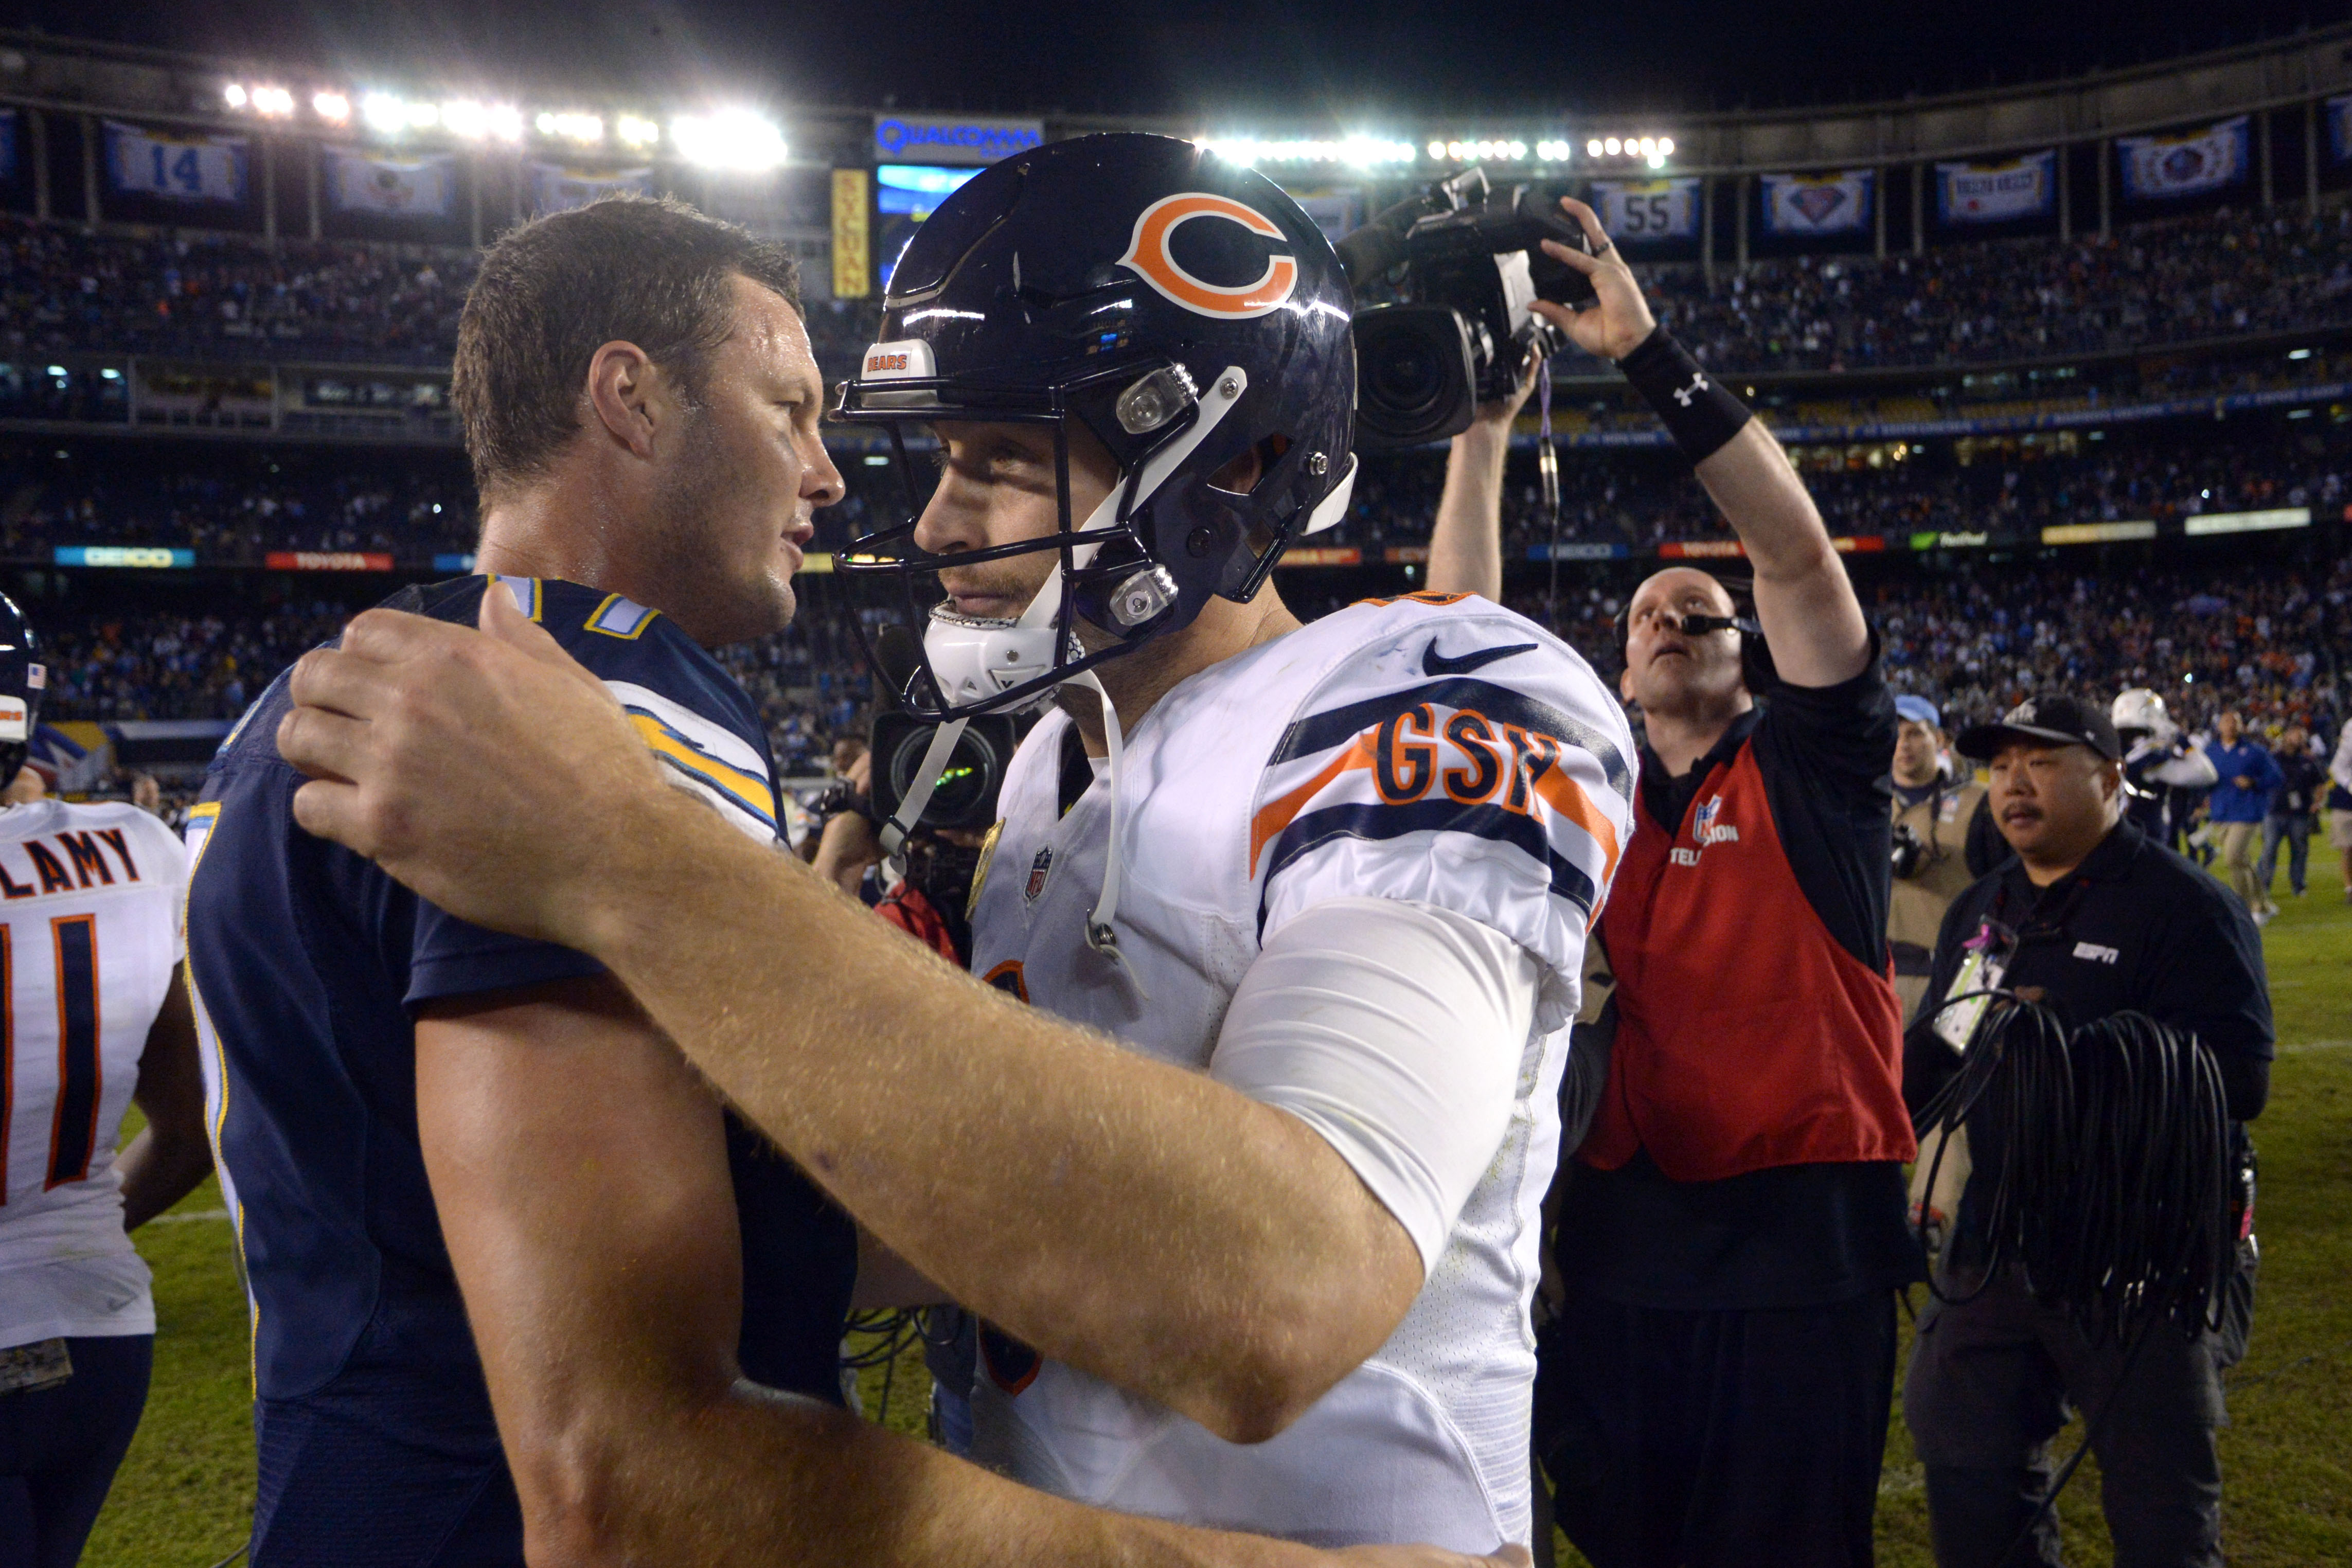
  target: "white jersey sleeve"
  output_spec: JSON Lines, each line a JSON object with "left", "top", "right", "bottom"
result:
{"left": 1248, "top": 595, "right": 1637, "bottom": 1034}
{"left": 1211, "top": 896, "right": 1540, "bottom": 1273}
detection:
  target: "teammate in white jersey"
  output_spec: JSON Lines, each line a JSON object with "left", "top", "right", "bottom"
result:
{"left": 273, "top": 135, "right": 1616, "bottom": 1560}
{"left": 0, "top": 597, "right": 212, "bottom": 1567}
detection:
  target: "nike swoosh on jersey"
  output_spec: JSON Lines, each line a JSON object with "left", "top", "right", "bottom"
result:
{"left": 1421, "top": 641, "right": 1538, "bottom": 679}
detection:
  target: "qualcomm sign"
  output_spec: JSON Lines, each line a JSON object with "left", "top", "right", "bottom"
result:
{"left": 872, "top": 114, "right": 1044, "bottom": 167}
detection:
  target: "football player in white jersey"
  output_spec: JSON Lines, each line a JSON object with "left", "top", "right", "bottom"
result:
{"left": 275, "top": 135, "right": 1626, "bottom": 1557}
{"left": 0, "top": 598, "right": 213, "bottom": 1567}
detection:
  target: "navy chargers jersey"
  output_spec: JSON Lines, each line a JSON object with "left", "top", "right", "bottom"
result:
{"left": 185, "top": 577, "right": 854, "bottom": 1567}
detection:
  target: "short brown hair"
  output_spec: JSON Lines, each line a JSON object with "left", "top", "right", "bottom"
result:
{"left": 452, "top": 194, "right": 801, "bottom": 500}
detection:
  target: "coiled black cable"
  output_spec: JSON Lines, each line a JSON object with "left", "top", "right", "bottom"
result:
{"left": 1914, "top": 993, "right": 2236, "bottom": 1563}
{"left": 1917, "top": 995, "right": 2234, "bottom": 1343}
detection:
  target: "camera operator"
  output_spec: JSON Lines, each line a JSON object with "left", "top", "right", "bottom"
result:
{"left": 1506, "top": 202, "right": 1919, "bottom": 1568}
{"left": 1889, "top": 694, "right": 1994, "bottom": 1022}
{"left": 1903, "top": 694, "right": 2270, "bottom": 1568}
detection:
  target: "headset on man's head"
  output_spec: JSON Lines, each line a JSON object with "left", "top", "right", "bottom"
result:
{"left": 1612, "top": 572, "right": 1778, "bottom": 693}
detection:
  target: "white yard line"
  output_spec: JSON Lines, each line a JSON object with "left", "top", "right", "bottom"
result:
{"left": 148, "top": 1207, "right": 230, "bottom": 1225}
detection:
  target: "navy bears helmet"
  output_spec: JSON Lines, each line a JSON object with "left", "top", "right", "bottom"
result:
{"left": 0, "top": 592, "right": 44, "bottom": 789}
{"left": 835, "top": 132, "right": 1358, "bottom": 719}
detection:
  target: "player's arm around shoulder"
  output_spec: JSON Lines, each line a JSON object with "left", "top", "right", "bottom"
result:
{"left": 415, "top": 979, "right": 1506, "bottom": 1568}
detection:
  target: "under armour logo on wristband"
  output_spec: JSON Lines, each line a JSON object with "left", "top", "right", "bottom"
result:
{"left": 1672, "top": 372, "right": 1708, "bottom": 407}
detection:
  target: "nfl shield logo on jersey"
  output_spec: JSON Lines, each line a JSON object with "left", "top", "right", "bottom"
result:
{"left": 1694, "top": 795, "right": 1721, "bottom": 840}
{"left": 1024, "top": 847, "right": 1055, "bottom": 903}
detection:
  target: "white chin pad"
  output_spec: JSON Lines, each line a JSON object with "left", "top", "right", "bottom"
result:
{"left": 1300, "top": 455, "right": 1358, "bottom": 536}
{"left": 924, "top": 607, "right": 1063, "bottom": 709}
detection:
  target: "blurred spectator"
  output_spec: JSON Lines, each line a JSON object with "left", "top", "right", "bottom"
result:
{"left": 2204, "top": 711, "right": 2284, "bottom": 921}
{"left": 2257, "top": 726, "right": 2326, "bottom": 900}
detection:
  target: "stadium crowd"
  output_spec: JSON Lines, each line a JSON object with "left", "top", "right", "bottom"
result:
{"left": 9, "top": 203, "right": 2352, "bottom": 384}
{"left": 14, "top": 418, "right": 2338, "bottom": 565}
{"left": 1624, "top": 204, "right": 2352, "bottom": 372}
{"left": 43, "top": 541, "right": 2348, "bottom": 792}
{"left": 0, "top": 215, "right": 877, "bottom": 374}
{"left": 1326, "top": 422, "right": 2352, "bottom": 552}
{"left": 0, "top": 443, "right": 480, "bottom": 561}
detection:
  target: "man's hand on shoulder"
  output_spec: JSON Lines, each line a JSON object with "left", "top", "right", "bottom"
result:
{"left": 278, "top": 586, "right": 685, "bottom": 952}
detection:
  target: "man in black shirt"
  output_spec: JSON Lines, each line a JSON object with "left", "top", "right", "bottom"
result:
{"left": 1903, "top": 693, "right": 2271, "bottom": 1568}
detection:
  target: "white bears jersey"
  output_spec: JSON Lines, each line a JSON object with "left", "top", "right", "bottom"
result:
{"left": 0, "top": 799, "right": 189, "bottom": 1347}
{"left": 965, "top": 591, "right": 1636, "bottom": 1552}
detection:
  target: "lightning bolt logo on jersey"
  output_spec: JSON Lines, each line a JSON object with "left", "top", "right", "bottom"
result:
{"left": 0, "top": 799, "right": 188, "bottom": 1349}
{"left": 965, "top": 591, "right": 1634, "bottom": 1551}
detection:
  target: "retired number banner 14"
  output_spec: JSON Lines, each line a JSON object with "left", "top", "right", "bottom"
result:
{"left": 1587, "top": 178, "right": 1702, "bottom": 242}
{"left": 104, "top": 120, "right": 248, "bottom": 204}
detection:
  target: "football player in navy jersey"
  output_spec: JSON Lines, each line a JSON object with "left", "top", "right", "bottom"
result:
{"left": 190, "top": 192, "right": 1502, "bottom": 1568}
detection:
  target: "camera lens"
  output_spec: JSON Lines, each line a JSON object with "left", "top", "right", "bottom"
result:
{"left": 1349, "top": 305, "right": 1478, "bottom": 450}
{"left": 1359, "top": 317, "right": 1447, "bottom": 421}
{"left": 889, "top": 722, "right": 1002, "bottom": 830}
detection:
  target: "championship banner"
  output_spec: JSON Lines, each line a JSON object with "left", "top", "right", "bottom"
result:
{"left": 1759, "top": 170, "right": 1874, "bottom": 236}
{"left": 525, "top": 163, "right": 653, "bottom": 216}
{"left": 1936, "top": 152, "right": 2056, "bottom": 224}
{"left": 2118, "top": 118, "right": 2247, "bottom": 201}
{"left": 0, "top": 110, "right": 16, "bottom": 186}
{"left": 1588, "top": 178, "right": 1701, "bottom": 242}
{"left": 831, "top": 169, "right": 871, "bottom": 300}
{"left": 2328, "top": 96, "right": 2352, "bottom": 163}
{"left": 104, "top": 120, "right": 247, "bottom": 204}
{"left": 325, "top": 150, "right": 457, "bottom": 218}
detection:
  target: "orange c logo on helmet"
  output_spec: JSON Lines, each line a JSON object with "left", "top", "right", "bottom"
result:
{"left": 1117, "top": 193, "right": 1298, "bottom": 319}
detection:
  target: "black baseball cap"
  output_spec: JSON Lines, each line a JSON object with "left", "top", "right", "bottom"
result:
{"left": 1954, "top": 692, "right": 2123, "bottom": 762}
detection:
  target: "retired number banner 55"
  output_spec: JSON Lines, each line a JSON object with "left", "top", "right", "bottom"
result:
{"left": 1588, "top": 178, "right": 1702, "bottom": 243}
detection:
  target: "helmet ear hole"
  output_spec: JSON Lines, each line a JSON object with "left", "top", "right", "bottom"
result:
{"left": 1207, "top": 433, "right": 1289, "bottom": 499}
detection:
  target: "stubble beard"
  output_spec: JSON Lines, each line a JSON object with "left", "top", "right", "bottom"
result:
{"left": 651, "top": 403, "right": 794, "bottom": 648}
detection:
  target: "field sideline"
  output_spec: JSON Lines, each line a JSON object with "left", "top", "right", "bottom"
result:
{"left": 85, "top": 864, "right": 2350, "bottom": 1567}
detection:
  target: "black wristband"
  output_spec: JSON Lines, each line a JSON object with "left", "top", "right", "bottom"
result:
{"left": 1616, "top": 325, "right": 1752, "bottom": 464}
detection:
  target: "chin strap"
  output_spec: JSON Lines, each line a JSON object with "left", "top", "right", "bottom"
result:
{"left": 1068, "top": 670, "right": 1147, "bottom": 1001}
{"left": 877, "top": 717, "right": 970, "bottom": 866}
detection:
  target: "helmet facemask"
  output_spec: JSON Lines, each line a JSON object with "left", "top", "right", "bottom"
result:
{"left": 839, "top": 354, "right": 1354, "bottom": 721}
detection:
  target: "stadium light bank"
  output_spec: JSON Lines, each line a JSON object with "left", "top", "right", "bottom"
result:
{"left": 669, "top": 109, "right": 790, "bottom": 171}
{"left": 1203, "top": 137, "right": 1419, "bottom": 169}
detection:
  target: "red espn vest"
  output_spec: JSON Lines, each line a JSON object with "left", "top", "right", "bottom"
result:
{"left": 1584, "top": 736, "right": 1916, "bottom": 1181}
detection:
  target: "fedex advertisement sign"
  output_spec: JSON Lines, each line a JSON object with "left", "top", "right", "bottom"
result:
{"left": 872, "top": 115, "right": 1044, "bottom": 167}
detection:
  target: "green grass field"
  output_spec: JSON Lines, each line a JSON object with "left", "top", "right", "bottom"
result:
{"left": 84, "top": 860, "right": 2350, "bottom": 1567}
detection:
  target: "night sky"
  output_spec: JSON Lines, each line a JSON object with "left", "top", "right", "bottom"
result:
{"left": 13, "top": 1, "right": 2350, "bottom": 120}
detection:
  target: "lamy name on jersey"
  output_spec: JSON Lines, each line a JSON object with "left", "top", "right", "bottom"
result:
{"left": 964, "top": 591, "right": 1636, "bottom": 1553}
{"left": 0, "top": 823, "right": 154, "bottom": 900}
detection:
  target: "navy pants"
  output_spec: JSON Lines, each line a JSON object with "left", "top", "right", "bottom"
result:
{"left": 0, "top": 1333, "right": 154, "bottom": 1568}
{"left": 1535, "top": 1287, "right": 1899, "bottom": 1568}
